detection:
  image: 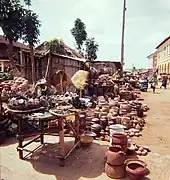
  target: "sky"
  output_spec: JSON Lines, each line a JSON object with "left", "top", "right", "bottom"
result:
{"left": 1, "top": 0, "right": 170, "bottom": 69}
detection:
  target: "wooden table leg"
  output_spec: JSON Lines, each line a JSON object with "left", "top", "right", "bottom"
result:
{"left": 74, "top": 113, "right": 80, "bottom": 145}
{"left": 39, "top": 120, "right": 44, "bottom": 144}
{"left": 58, "top": 118, "right": 65, "bottom": 166}
{"left": 17, "top": 118, "right": 23, "bottom": 159}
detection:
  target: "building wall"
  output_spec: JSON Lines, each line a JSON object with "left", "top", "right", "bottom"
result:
{"left": 157, "top": 38, "right": 170, "bottom": 73}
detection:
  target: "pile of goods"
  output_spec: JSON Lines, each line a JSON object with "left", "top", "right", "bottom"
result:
{"left": 11, "top": 77, "right": 29, "bottom": 92}
{"left": 8, "top": 96, "right": 45, "bottom": 111}
{"left": 105, "top": 133, "right": 148, "bottom": 179}
{"left": 81, "top": 96, "right": 148, "bottom": 139}
{"left": 0, "top": 77, "right": 29, "bottom": 101}
{"left": 94, "top": 74, "right": 115, "bottom": 86}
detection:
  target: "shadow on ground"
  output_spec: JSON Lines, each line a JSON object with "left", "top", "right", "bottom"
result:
{"left": 25, "top": 141, "right": 107, "bottom": 180}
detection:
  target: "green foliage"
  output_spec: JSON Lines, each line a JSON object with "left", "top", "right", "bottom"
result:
{"left": 22, "top": 9, "right": 41, "bottom": 45}
{"left": 85, "top": 37, "right": 99, "bottom": 61}
{"left": 23, "top": 0, "right": 31, "bottom": 6}
{"left": 71, "top": 18, "right": 87, "bottom": 52}
{"left": 0, "top": 72, "right": 13, "bottom": 80}
{"left": 0, "top": 0, "right": 25, "bottom": 42}
{"left": 44, "top": 38, "right": 64, "bottom": 52}
{"left": 0, "top": 0, "right": 40, "bottom": 45}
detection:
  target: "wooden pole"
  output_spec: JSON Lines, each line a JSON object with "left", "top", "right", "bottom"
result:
{"left": 120, "top": 0, "right": 127, "bottom": 69}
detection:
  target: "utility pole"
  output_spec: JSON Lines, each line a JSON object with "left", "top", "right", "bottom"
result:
{"left": 120, "top": 0, "right": 127, "bottom": 69}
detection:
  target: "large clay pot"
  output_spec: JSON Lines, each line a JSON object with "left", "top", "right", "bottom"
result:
{"left": 125, "top": 159, "right": 147, "bottom": 180}
{"left": 105, "top": 163, "right": 125, "bottom": 179}
{"left": 112, "top": 132, "right": 127, "bottom": 144}
{"left": 91, "top": 124, "right": 102, "bottom": 135}
{"left": 106, "top": 146, "right": 126, "bottom": 166}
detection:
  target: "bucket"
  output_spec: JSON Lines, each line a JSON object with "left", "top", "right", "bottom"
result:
{"left": 109, "top": 124, "right": 125, "bottom": 143}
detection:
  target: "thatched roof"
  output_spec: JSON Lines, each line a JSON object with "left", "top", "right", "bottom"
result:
{"left": 35, "top": 39, "right": 83, "bottom": 59}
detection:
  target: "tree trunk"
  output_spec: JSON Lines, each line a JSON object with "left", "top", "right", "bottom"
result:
{"left": 29, "top": 44, "right": 36, "bottom": 84}
{"left": 45, "top": 51, "right": 51, "bottom": 80}
{"left": 8, "top": 40, "right": 22, "bottom": 77}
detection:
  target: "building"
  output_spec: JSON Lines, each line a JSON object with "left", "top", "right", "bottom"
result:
{"left": 147, "top": 51, "right": 157, "bottom": 70}
{"left": 0, "top": 35, "right": 29, "bottom": 72}
{"left": 155, "top": 36, "right": 170, "bottom": 73}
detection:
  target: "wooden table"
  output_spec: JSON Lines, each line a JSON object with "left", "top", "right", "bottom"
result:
{"left": 49, "top": 109, "right": 80, "bottom": 166}
{"left": 7, "top": 107, "right": 81, "bottom": 166}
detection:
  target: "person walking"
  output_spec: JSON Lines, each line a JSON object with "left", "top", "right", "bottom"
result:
{"left": 150, "top": 74, "right": 157, "bottom": 93}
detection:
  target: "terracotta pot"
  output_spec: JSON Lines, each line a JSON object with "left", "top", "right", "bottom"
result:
{"left": 105, "top": 163, "right": 125, "bottom": 179}
{"left": 112, "top": 132, "right": 128, "bottom": 145}
{"left": 126, "top": 159, "right": 147, "bottom": 180}
{"left": 100, "top": 117, "right": 108, "bottom": 128}
{"left": 91, "top": 124, "right": 102, "bottom": 134}
{"left": 94, "top": 111, "right": 100, "bottom": 118}
{"left": 86, "top": 116, "right": 93, "bottom": 121}
{"left": 92, "top": 118, "right": 100, "bottom": 125}
{"left": 101, "top": 106, "right": 110, "bottom": 113}
{"left": 106, "top": 146, "right": 126, "bottom": 165}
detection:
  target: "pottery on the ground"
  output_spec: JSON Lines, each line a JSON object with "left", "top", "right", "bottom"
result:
{"left": 125, "top": 159, "right": 147, "bottom": 180}
{"left": 106, "top": 146, "right": 126, "bottom": 166}
{"left": 105, "top": 163, "right": 125, "bottom": 179}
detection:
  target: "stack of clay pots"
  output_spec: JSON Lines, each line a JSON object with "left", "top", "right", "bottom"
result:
{"left": 86, "top": 116, "right": 93, "bottom": 131}
{"left": 105, "top": 146, "right": 126, "bottom": 179}
{"left": 79, "top": 113, "right": 87, "bottom": 133}
{"left": 91, "top": 117, "right": 102, "bottom": 137}
{"left": 111, "top": 132, "right": 128, "bottom": 153}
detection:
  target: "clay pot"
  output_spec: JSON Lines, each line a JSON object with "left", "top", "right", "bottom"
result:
{"left": 100, "top": 117, "right": 108, "bottom": 128}
{"left": 106, "top": 146, "right": 126, "bottom": 165}
{"left": 109, "top": 100, "right": 118, "bottom": 107}
{"left": 94, "top": 111, "right": 100, "bottom": 118}
{"left": 91, "top": 124, "right": 102, "bottom": 135}
{"left": 101, "top": 106, "right": 110, "bottom": 113}
{"left": 112, "top": 132, "right": 128, "bottom": 145}
{"left": 126, "top": 159, "right": 147, "bottom": 180}
{"left": 86, "top": 116, "right": 93, "bottom": 121}
{"left": 105, "top": 163, "right": 125, "bottom": 179}
{"left": 92, "top": 118, "right": 100, "bottom": 124}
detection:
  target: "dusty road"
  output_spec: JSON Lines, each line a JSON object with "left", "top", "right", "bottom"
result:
{"left": 1, "top": 88, "right": 170, "bottom": 180}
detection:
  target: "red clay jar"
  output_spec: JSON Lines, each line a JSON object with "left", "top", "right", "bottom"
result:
{"left": 106, "top": 146, "right": 126, "bottom": 166}
{"left": 112, "top": 132, "right": 128, "bottom": 145}
{"left": 105, "top": 163, "right": 125, "bottom": 179}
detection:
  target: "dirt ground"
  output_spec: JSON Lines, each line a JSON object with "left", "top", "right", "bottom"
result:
{"left": 1, "top": 88, "right": 170, "bottom": 180}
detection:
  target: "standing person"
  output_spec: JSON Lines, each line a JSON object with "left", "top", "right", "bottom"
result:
{"left": 150, "top": 74, "right": 157, "bottom": 93}
{"left": 160, "top": 74, "right": 168, "bottom": 89}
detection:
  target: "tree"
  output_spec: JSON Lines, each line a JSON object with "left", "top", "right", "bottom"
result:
{"left": 85, "top": 37, "right": 99, "bottom": 61}
{"left": 0, "top": 0, "right": 25, "bottom": 76}
{"left": 22, "top": 9, "right": 41, "bottom": 84}
{"left": 23, "top": 0, "right": 31, "bottom": 7}
{"left": 70, "top": 18, "right": 87, "bottom": 53}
